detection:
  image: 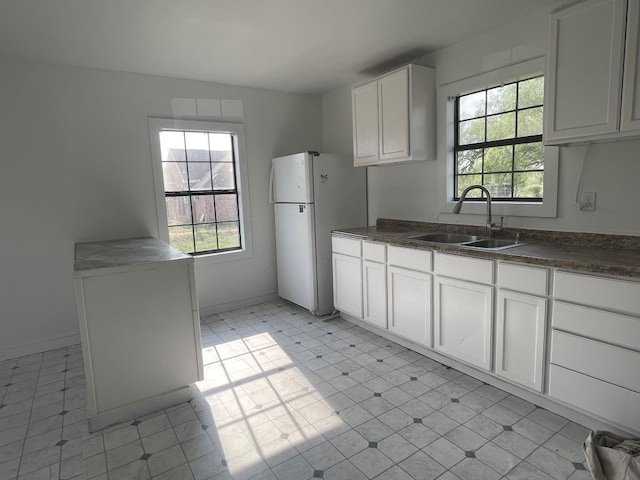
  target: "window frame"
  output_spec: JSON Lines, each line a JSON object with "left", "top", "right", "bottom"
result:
{"left": 148, "top": 117, "right": 253, "bottom": 263}
{"left": 438, "top": 57, "right": 559, "bottom": 218}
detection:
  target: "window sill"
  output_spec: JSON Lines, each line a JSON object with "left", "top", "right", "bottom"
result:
{"left": 193, "top": 246, "right": 253, "bottom": 266}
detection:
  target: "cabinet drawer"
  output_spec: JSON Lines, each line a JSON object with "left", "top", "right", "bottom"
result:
{"left": 331, "top": 236, "right": 361, "bottom": 257}
{"left": 554, "top": 271, "right": 640, "bottom": 315}
{"left": 553, "top": 301, "right": 640, "bottom": 352}
{"left": 549, "top": 364, "right": 640, "bottom": 433}
{"left": 551, "top": 330, "right": 640, "bottom": 392}
{"left": 498, "top": 263, "right": 548, "bottom": 296}
{"left": 363, "top": 241, "right": 386, "bottom": 262}
{"left": 434, "top": 252, "right": 493, "bottom": 284}
{"left": 387, "top": 246, "right": 432, "bottom": 272}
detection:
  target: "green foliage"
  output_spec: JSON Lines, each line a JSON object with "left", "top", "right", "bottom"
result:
{"left": 456, "top": 76, "right": 544, "bottom": 199}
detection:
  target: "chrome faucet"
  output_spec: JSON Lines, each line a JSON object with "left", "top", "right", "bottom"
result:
{"left": 452, "top": 185, "right": 503, "bottom": 238}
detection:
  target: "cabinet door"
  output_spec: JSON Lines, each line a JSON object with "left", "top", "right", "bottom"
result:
{"left": 387, "top": 266, "right": 431, "bottom": 346}
{"left": 622, "top": 0, "right": 640, "bottom": 131}
{"left": 434, "top": 277, "right": 493, "bottom": 371}
{"left": 378, "top": 67, "right": 410, "bottom": 161}
{"left": 332, "top": 253, "right": 363, "bottom": 319}
{"left": 544, "top": 0, "right": 626, "bottom": 143}
{"left": 495, "top": 290, "right": 547, "bottom": 392}
{"left": 363, "top": 260, "right": 387, "bottom": 328}
{"left": 352, "top": 80, "right": 379, "bottom": 166}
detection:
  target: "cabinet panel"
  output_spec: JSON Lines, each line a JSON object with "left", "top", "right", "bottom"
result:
{"left": 549, "top": 364, "right": 640, "bottom": 432}
{"left": 553, "top": 301, "right": 640, "bottom": 352}
{"left": 495, "top": 291, "right": 546, "bottom": 392}
{"left": 622, "top": 0, "right": 640, "bottom": 131}
{"left": 331, "top": 236, "right": 361, "bottom": 257}
{"left": 363, "top": 241, "right": 386, "bottom": 262}
{"left": 434, "top": 277, "right": 493, "bottom": 370}
{"left": 434, "top": 252, "right": 493, "bottom": 284}
{"left": 498, "top": 262, "right": 548, "bottom": 296}
{"left": 363, "top": 260, "right": 387, "bottom": 329}
{"left": 352, "top": 80, "right": 379, "bottom": 165}
{"left": 544, "top": 0, "right": 625, "bottom": 143}
{"left": 554, "top": 270, "right": 640, "bottom": 315}
{"left": 379, "top": 68, "right": 410, "bottom": 160}
{"left": 387, "top": 245, "right": 432, "bottom": 272}
{"left": 387, "top": 266, "right": 431, "bottom": 346}
{"left": 332, "top": 253, "right": 363, "bottom": 319}
{"left": 551, "top": 330, "right": 640, "bottom": 392}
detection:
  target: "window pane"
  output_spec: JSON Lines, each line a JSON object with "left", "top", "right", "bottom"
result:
{"left": 217, "top": 222, "right": 241, "bottom": 249}
{"left": 456, "top": 149, "right": 483, "bottom": 174}
{"left": 518, "top": 107, "right": 543, "bottom": 137}
{"left": 518, "top": 77, "right": 544, "bottom": 108}
{"left": 215, "top": 194, "right": 239, "bottom": 222}
{"left": 185, "top": 132, "right": 209, "bottom": 160}
{"left": 487, "top": 84, "right": 516, "bottom": 114}
{"left": 187, "top": 163, "right": 212, "bottom": 190}
{"left": 212, "top": 163, "right": 235, "bottom": 190}
{"left": 162, "top": 163, "right": 189, "bottom": 191}
{"left": 195, "top": 224, "right": 217, "bottom": 252}
{"left": 484, "top": 146, "right": 513, "bottom": 173}
{"left": 459, "top": 91, "right": 485, "bottom": 120}
{"left": 159, "top": 131, "right": 185, "bottom": 161}
{"left": 456, "top": 174, "right": 483, "bottom": 198}
{"left": 514, "top": 171, "right": 544, "bottom": 198}
{"left": 486, "top": 112, "right": 515, "bottom": 141}
{"left": 484, "top": 173, "right": 513, "bottom": 198}
{"left": 166, "top": 197, "right": 192, "bottom": 226}
{"left": 459, "top": 118, "right": 485, "bottom": 145}
{"left": 192, "top": 195, "right": 215, "bottom": 223}
{"left": 515, "top": 143, "right": 544, "bottom": 171}
{"left": 209, "top": 133, "right": 232, "bottom": 159}
{"left": 169, "top": 225, "right": 194, "bottom": 253}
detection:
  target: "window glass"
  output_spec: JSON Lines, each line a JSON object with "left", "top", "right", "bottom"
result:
{"left": 454, "top": 76, "right": 544, "bottom": 201}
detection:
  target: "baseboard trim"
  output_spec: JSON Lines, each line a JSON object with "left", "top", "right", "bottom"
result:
{"left": 199, "top": 293, "right": 278, "bottom": 318}
{"left": 0, "top": 333, "right": 81, "bottom": 361}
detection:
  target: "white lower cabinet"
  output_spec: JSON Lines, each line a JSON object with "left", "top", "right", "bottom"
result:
{"left": 434, "top": 277, "right": 493, "bottom": 371}
{"left": 363, "top": 260, "right": 387, "bottom": 328}
{"left": 332, "top": 252, "right": 363, "bottom": 319}
{"left": 495, "top": 290, "right": 547, "bottom": 392}
{"left": 387, "top": 266, "right": 432, "bottom": 346}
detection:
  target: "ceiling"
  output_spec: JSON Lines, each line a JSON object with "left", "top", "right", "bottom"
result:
{"left": 0, "top": 0, "right": 563, "bottom": 95}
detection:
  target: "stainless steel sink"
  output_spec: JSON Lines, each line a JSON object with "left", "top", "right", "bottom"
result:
{"left": 407, "top": 232, "right": 526, "bottom": 250}
{"left": 409, "top": 233, "right": 484, "bottom": 243}
{"left": 464, "top": 239, "right": 524, "bottom": 250}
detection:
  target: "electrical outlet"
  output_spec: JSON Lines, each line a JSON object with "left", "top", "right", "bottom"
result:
{"left": 581, "top": 191, "right": 596, "bottom": 211}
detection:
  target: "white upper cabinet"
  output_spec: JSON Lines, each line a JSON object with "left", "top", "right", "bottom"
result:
{"left": 352, "top": 64, "right": 435, "bottom": 166}
{"left": 544, "top": 0, "right": 637, "bottom": 144}
{"left": 622, "top": 0, "right": 640, "bottom": 130}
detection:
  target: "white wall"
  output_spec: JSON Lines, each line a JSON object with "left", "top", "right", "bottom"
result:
{"left": 0, "top": 58, "right": 322, "bottom": 360}
{"left": 322, "top": 8, "right": 640, "bottom": 236}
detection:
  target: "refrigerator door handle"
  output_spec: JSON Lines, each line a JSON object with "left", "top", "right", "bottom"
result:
{"left": 268, "top": 164, "right": 275, "bottom": 204}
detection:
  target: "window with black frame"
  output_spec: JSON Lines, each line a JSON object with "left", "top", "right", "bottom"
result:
{"left": 454, "top": 76, "right": 544, "bottom": 202}
{"left": 158, "top": 130, "right": 241, "bottom": 255}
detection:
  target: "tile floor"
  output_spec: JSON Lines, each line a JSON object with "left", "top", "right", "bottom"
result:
{"left": 0, "top": 301, "right": 594, "bottom": 480}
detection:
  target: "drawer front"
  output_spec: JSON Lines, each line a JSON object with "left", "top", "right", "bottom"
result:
{"left": 363, "top": 241, "right": 386, "bottom": 262}
{"left": 498, "top": 262, "right": 548, "bottom": 296}
{"left": 553, "top": 301, "right": 640, "bottom": 352}
{"left": 331, "top": 236, "right": 361, "bottom": 257}
{"left": 549, "top": 364, "right": 640, "bottom": 433}
{"left": 551, "top": 330, "right": 640, "bottom": 393}
{"left": 387, "top": 246, "right": 432, "bottom": 272}
{"left": 555, "top": 271, "right": 640, "bottom": 315}
{"left": 434, "top": 252, "right": 493, "bottom": 284}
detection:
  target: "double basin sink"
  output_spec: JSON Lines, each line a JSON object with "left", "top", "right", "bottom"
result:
{"left": 408, "top": 232, "right": 524, "bottom": 250}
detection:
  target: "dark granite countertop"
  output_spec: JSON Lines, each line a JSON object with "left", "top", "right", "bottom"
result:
{"left": 333, "top": 219, "right": 640, "bottom": 279}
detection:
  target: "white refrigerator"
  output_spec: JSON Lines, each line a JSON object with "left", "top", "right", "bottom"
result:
{"left": 271, "top": 151, "right": 366, "bottom": 316}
